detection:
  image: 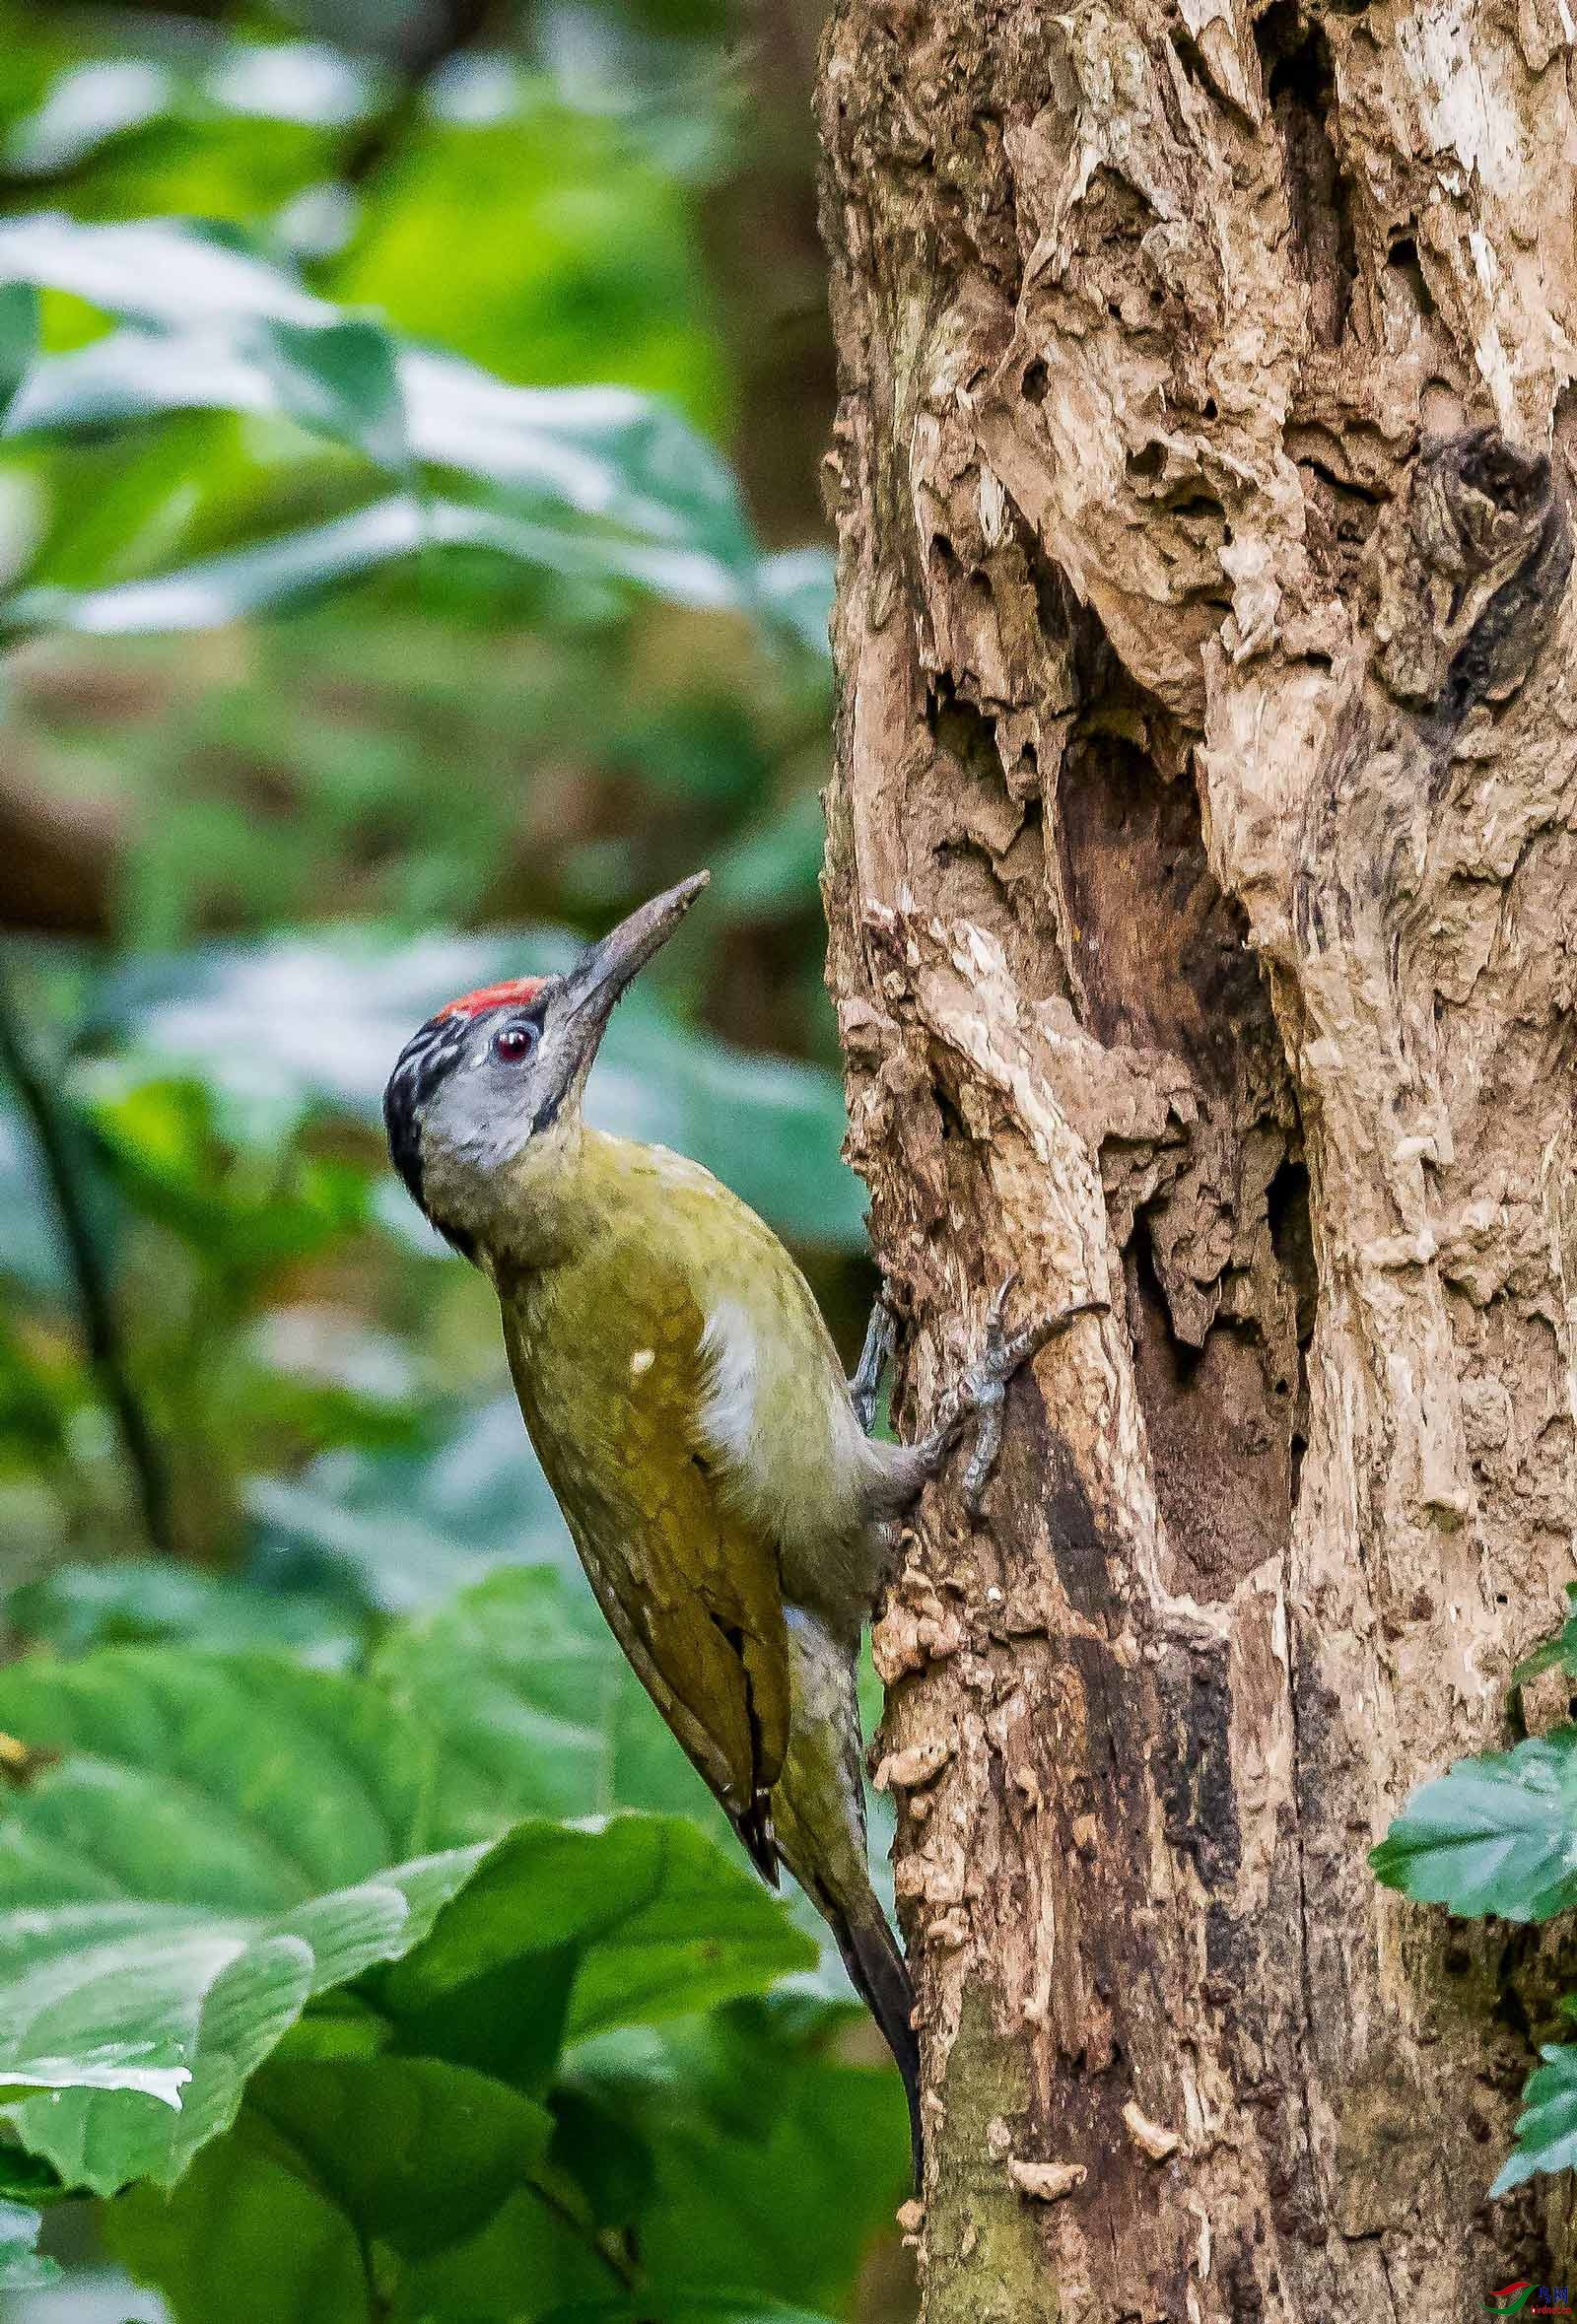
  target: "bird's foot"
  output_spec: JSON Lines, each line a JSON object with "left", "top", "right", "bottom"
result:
{"left": 919, "top": 1276, "right": 1108, "bottom": 1515}
{"left": 850, "top": 1290, "right": 898, "bottom": 1437}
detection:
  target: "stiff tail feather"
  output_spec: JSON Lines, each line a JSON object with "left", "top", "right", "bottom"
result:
{"left": 829, "top": 1899, "right": 923, "bottom": 2191}
{"left": 733, "top": 1790, "right": 781, "bottom": 1888}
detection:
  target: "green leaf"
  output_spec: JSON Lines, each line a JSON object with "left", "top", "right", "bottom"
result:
{"left": 1370, "top": 1731, "right": 1577, "bottom": 1921}
{"left": 372, "top": 1567, "right": 722, "bottom": 1846}
{"left": 247, "top": 2054, "right": 554, "bottom": 2259}
{"left": 113, "top": 2104, "right": 610, "bottom": 2324}
{"left": 0, "top": 1649, "right": 430, "bottom": 1892}
{"left": 8, "top": 349, "right": 761, "bottom": 601}
{"left": 0, "top": 1635, "right": 813, "bottom": 2206}
{"left": 7, "top": 326, "right": 276, "bottom": 438}
{"left": 0, "top": 1647, "right": 486, "bottom": 2192}
{"left": 2, "top": 498, "right": 431, "bottom": 637}
{"left": 2, "top": 224, "right": 747, "bottom": 540}
{"left": 0, "top": 210, "right": 768, "bottom": 607}
{"left": 381, "top": 1817, "right": 816, "bottom": 2053}
{"left": 253, "top": 317, "right": 409, "bottom": 476}
{"left": 0, "top": 2047, "right": 188, "bottom": 2107}
{"left": 80, "top": 1068, "right": 369, "bottom": 1270}
{"left": 541, "top": 2302, "right": 839, "bottom": 2324}
{"left": 0, "top": 2196, "right": 59, "bottom": 2294}
{"left": 1492, "top": 2042, "right": 1577, "bottom": 2195}
{"left": 0, "top": 211, "right": 831, "bottom": 649}
{"left": 105, "top": 1820, "right": 816, "bottom": 2322}
{"left": 109, "top": 2113, "right": 372, "bottom": 2324}
{"left": 1, "top": 494, "right": 760, "bottom": 637}
{"left": 0, "top": 216, "right": 320, "bottom": 331}
{"left": 4, "top": 1561, "right": 363, "bottom": 1667}
{"left": 606, "top": 2000, "right": 911, "bottom": 2310}
{"left": 546, "top": 2084, "right": 654, "bottom": 2229}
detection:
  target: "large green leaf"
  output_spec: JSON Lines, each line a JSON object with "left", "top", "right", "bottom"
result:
{"left": 111, "top": 2103, "right": 609, "bottom": 2324}
{"left": 0, "top": 217, "right": 319, "bottom": 331}
{"left": 80, "top": 1069, "right": 370, "bottom": 1272}
{"left": 10, "top": 325, "right": 755, "bottom": 569}
{"left": 0, "top": 216, "right": 792, "bottom": 637}
{"left": 2, "top": 495, "right": 751, "bottom": 639}
{"left": 255, "top": 318, "right": 410, "bottom": 477}
{"left": 0, "top": 1647, "right": 485, "bottom": 2193}
{"left": 0, "top": 1631, "right": 814, "bottom": 2207}
{"left": 0, "top": 1649, "right": 430, "bottom": 1892}
{"left": 247, "top": 2054, "right": 555, "bottom": 2260}
{"left": 82, "top": 925, "right": 865, "bottom": 1247}
{"left": 1370, "top": 1732, "right": 1577, "bottom": 1921}
{"left": 568, "top": 1998, "right": 910, "bottom": 2315}
{"left": 103, "top": 1823, "right": 815, "bottom": 2324}
{"left": 0, "top": 2048, "right": 188, "bottom": 2108}
{"left": 0, "top": 1848, "right": 485, "bottom": 2195}
{"left": 373, "top": 1567, "right": 721, "bottom": 1846}
{"left": 4, "top": 500, "right": 430, "bottom": 638}
{"left": 380, "top": 1818, "right": 816, "bottom": 2052}
{"left": 108, "top": 2114, "right": 376, "bottom": 2324}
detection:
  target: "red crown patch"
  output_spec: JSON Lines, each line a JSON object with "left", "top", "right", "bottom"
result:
{"left": 438, "top": 976, "right": 550, "bottom": 1021}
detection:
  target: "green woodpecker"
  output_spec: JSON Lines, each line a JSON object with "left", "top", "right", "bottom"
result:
{"left": 383, "top": 872, "right": 1105, "bottom": 2178}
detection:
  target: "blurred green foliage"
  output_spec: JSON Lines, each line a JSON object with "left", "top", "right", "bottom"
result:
{"left": 0, "top": 5, "right": 906, "bottom": 2321}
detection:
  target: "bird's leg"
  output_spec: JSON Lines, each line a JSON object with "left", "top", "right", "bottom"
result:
{"left": 849, "top": 1290, "right": 898, "bottom": 1436}
{"left": 913, "top": 1277, "right": 1107, "bottom": 1515}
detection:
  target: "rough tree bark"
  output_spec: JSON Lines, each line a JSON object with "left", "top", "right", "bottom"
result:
{"left": 815, "top": 1, "right": 1577, "bottom": 2315}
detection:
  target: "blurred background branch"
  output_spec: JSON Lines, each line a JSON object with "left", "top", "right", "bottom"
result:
{"left": 0, "top": 945, "right": 171, "bottom": 1554}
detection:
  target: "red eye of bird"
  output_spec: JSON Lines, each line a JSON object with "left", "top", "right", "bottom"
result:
{"left": 493, "top": 1022, "right": 538, "bottom": 1063}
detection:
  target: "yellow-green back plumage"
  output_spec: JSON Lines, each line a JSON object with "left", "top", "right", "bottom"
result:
{"left": 492, "top": 1128, "right": 884, "bottom": 1847}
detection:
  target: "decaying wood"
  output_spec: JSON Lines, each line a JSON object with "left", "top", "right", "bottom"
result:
{"left": 815, "top": 0, "right": 1577, "bottom": 2313}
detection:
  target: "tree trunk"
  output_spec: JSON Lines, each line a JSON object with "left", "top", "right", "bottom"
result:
{"left": 814, "top": 2, "right": 1577, "bottom": 2314}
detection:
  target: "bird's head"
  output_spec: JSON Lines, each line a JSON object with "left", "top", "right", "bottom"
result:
{"left": 383, "top": 870, "right": 708, "bottom": 1259}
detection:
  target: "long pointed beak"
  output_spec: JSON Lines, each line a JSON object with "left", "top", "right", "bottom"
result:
{"left": 558, "top": 870, "right": 710, "bottom": 1045}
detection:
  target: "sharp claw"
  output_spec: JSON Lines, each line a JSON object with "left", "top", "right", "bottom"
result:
{"left": 904, "top": 1288, "right": 1106, "bottom": 1513}
{"left": 961, "top": 1376, "right": 1005, "bottom": 1514}
{"left": 850, "top": 1291, "right": 899, "bottom": 1436}
{"left": 961, "top": 1288, "right": 1106, "bottom": 1509}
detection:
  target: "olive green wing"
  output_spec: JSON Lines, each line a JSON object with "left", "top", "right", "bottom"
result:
{"left": 501, "top": 1252, "right": 789, "bottom": 1866}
